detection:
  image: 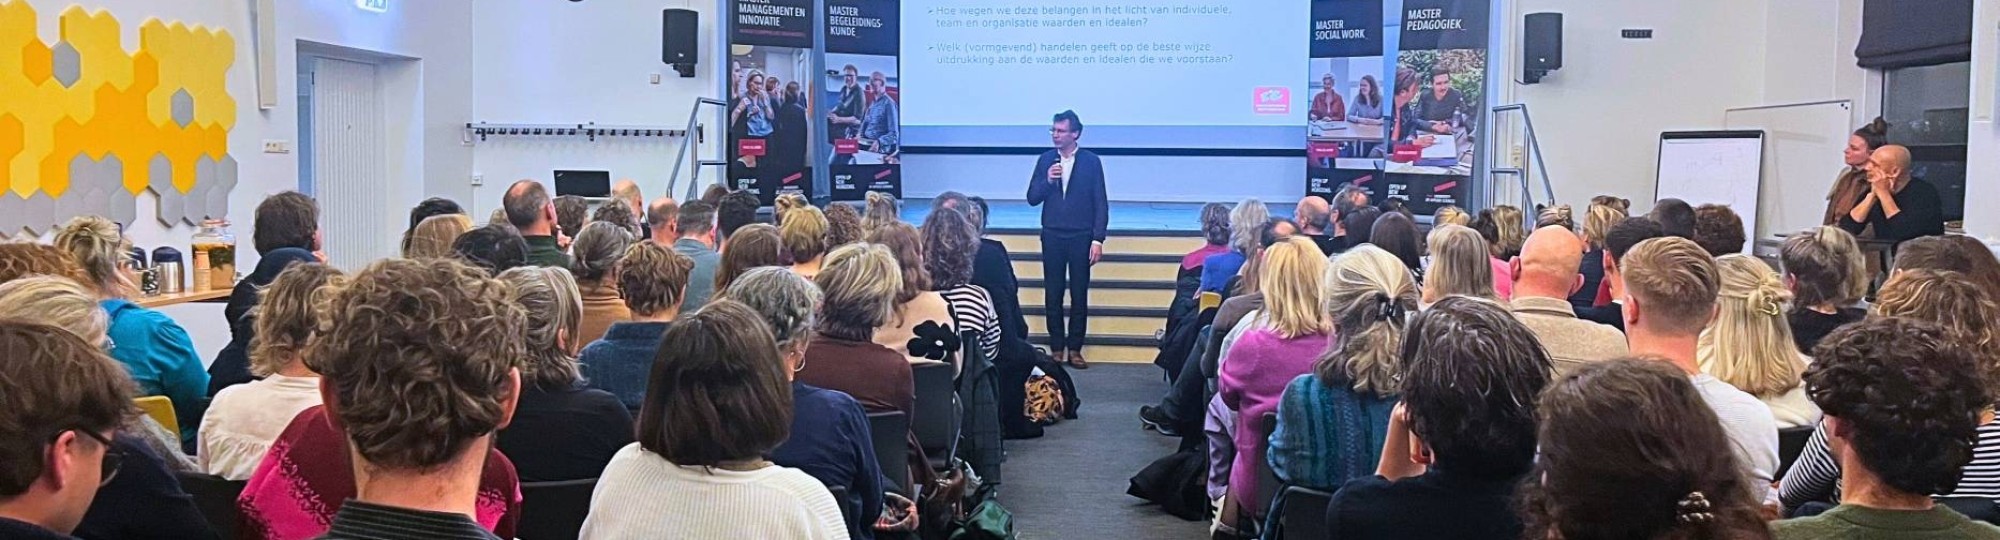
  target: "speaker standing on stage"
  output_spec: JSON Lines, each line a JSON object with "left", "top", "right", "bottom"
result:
{"left": 1028, "top": 110, "right": 1108, "bottom": 370}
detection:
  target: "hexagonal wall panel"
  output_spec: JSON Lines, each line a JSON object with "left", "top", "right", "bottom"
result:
{"left": 148, "top": 153, "right": 186, "bottom": 226}
{"left": 201, "top": 155, "right": 236, "bottom": 221}
{"left": 50, "top": 41, "right": 79, "bottom": 87}
{"left": 169, "top": 89, "right": 193, "bottom": 128}
{"left": 17, "top": 192, "right": 55, "bottom": 236}
{"left": 0, "top": 192, "right": 25, "bottom": 239}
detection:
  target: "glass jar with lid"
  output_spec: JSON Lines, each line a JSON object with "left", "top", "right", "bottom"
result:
{"left": 191, "top": 220, "right": 236, "bottom": 291}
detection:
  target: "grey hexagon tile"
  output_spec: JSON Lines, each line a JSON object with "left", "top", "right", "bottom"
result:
{"left": 188, "top": 156, "right": 217, "bottom": 223}
{"left": 148, "top": 153, "right": 186, "bottom": 226}
{"left": 202, "top": 155, "right": 237, "bottom": 221}
{"left": 18, "top": 192, "right": 56, "bottom": 236}
{"left": 0, "top": 192, "right": 24, "bottom": 239}
{"left": 66, "top": 153, "right": 123, "bottom": 224}
{"left": 169, "top": 89, "right": 194, "bottom": 128}
{"left": 51, "top": 41, "right": 80, "bottom": 88}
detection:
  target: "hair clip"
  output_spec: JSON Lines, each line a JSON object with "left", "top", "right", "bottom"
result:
{"left": 1675, "top": 491, "right": 1714, "bottom": 524}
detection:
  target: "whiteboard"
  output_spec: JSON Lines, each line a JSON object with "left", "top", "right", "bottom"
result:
{"left": 1724, "top": 101, "right": 1853, "bottom": 239}
{"left": 1655, "top": 131, "right": 1766, "bottom": 243}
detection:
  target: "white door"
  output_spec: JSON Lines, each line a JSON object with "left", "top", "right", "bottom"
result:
{"left": 306, "top": 56, "right": 390, "bottom": 271}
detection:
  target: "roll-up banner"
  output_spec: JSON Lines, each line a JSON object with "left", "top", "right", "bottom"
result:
{"left": 729, "top": 0, "right": 817, "bottom": 205}
{"left": 825, "top": 0, "right": 903, "bottom": 200}
{"left": 1382, "top": 0, "right": 1487, "bottom": 214}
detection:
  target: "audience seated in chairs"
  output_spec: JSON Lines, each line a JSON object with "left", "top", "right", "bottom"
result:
{"left": 494, "top": 267, "right": 635, "bottom": 482}
{"left": 1419, "top": 224, "right": 1496, "bottom": 307}
{"left": 239, "top": 260, "right": 523, "bottom": 540}
{"left": 1324, "top": 296, "right": 1552, "bottom": 539}
{"left": 1366, "top": 212, "right": 1424, "bottom": 285}
{"left": 0, "top": 322, "right": 151, "bottom": 539}
{"left": 1572, "top": 195, "right": 1629, "bottom": 309}
{"left": 963, "top": 195, "right": 1051, "bottom": 439}
{"left": 402, "top": 196, "right": 467, "bottom": 254}
{"left": 569, "top": 221, "right": 637, "bottom": 346}
{"left": 715, "top": 223, "right": 785, "bottom": 292}
{"left": 210, "top": 191, "right": 322, "bottom": 395}
{"left": 1508, "top": 225, "right": 1629, "bottom": 377}
{"left": 1521, "top": 358, "right": 1775, "bottom": 540}
{"left": 1296, "top": 196, "right": 1342, "bottom": 256}
{"left": 782, "top": 204, "right": 832, "bottom": 280}
{"left": 1781, "top": 269, "right": 2000, "bottom": 511}
{"left": 1200, "top": 199, "right": 1269, "bottom": 294}
{"left": 1466, "top": 207, "right": 1522, "bottom": 297}
{"left": 0, "top": 278, "right": 212, "bottom": 539}
{"left": 922, "top": 205, "right": 1004, "bottom": 361}
{"left": 826, "top": 202, "right": 866, "bottom": 248}
{"left": 1893, "top": 235, "right": 2000, "bottom": 307}
{"left": 580, "top": 301, "right": 848, "bottom": 539}
{"left": 1779, "top": 226, "right": 1869, "bottom": 355}
{"left": 200, "top": 264, "right": 345, "bottom": 480}
{"left": 55, "top": 215, "right": 208, "bottom": 446}
{"left": 1699, "top": 254, "right": 1821, "bottom": 429}
{"left": 404, "top": 213, "right": 474, "bottom": 259}
{"left": 723, "top": 267, "right": 891, "bottom": 539}
{"left": 1215, "top": 237, "right": 1330, "bottom": 527}
{"left": 1180, "top": 203, "right": 1234, "bottom": 300}
{"left": 578, "top": 242, "right": 694, "bottom": 411}
{"left": 452, "top": 223, "right": 530, "bottom": 275}
{"left": 1267, "top": 246, "right": 1413, "bottom": 495}
{"left": 869, "top": 222, "right": 957, "bottom": 364}
{"left": 1139, "top": 218, "right": 1297, "bottom": 438}
{"left": 1620, "top": 237, "right": 1781, "bottom": 502}
{"left": 1773, "top": 318, "right": 2000, "bottom": 538}
{"left": 670, "top": 200, "right": 724, "bottom": 312}
{"left": 1574, "top": 216, "right": 1668, "bottom": 331}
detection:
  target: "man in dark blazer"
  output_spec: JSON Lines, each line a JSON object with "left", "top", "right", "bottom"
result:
{"left": 1026, "top": 110, "right": 1108, "bottom": 369}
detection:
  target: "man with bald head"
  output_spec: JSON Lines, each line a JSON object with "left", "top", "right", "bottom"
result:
{"left": 1837, "top": 144, "right": 1944, "bottom": 244}
{"left": 1295, "top": 196, "right": 1341, "bottom": 256}
{"left": 1509, "top": 225, "right": 1628, "bottom": 376}
{"left": 646, "top": 197, "right": 679, "bottom": 246}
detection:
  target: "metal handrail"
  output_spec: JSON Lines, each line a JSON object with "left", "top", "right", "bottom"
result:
{"left": 667, "top": 97, "right": 729, "bottom": 200}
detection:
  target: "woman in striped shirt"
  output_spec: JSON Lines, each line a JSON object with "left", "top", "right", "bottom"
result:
{"left": 921, "top": 206, "right": 1003, "bottom": 357}
{"left": 1779, "top": 269, "right": 2000, "bottom": 511}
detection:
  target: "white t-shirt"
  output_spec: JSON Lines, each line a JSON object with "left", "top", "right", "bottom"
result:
{"left": 580, "top": 443, "right": 849, "bottom": 540}
{"left": 198, "top": 374, "right": 323, "bottom": 480}
{"left": 1691, "top": 374, "right": 1782, "bottom": 504}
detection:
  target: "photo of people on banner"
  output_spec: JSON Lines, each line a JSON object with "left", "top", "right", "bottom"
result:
{"left": 1385, "top": 0, "right": 1487, "bottom": 178}
{"left": 825, "top": 0, "right": 901, "bottom": 200}
{"left": 729, "top": 46, "right": 816, "bottom": 204}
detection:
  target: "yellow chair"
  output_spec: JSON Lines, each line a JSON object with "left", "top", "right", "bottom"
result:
{"left": 134, "top": 396, "right": 178, "bottom": 436}
{"left": 1198, "top": 291, "right": 1223, "bottom": 312}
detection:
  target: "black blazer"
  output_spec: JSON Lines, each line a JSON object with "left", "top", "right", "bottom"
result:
{"left": 1026, "top": 149, "right": 1109, "bottom": 242}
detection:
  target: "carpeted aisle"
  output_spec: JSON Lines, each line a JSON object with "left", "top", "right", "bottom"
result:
{"left": 996, "top": 363, "right": 1209, "bottom": 539}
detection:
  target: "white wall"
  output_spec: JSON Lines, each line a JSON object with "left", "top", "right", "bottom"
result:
{"left": 469, "top": 0, "right": 722, "bottom": 214}
{"left": 1501, "top": 0, "right": 1771, "bottom": 214}
{"left": 1966, "top": 0, "right": 2000, "bottom": 239}
{"left": 13, "top": 0, "right": 475, "bottom": 362}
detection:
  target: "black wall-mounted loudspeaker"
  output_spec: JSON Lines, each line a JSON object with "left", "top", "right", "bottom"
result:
{"left": 663, "top": 9, "right": 698, "bottom": 77}
{"left": 1523, "top": 12, "right": 1562, "bottom": 84}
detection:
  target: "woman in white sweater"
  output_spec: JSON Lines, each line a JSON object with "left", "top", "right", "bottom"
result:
{"left": 199, "top": 263, "right": 345, "bottom": 480}
{"left": 1697, "top": 254, "right": 1820, "bottom": 428}
{"left": 581, "top": 300, "right": 848, "bottom": 540}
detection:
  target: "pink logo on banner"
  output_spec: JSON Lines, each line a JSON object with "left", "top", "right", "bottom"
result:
{"left": 1308, "top": 141, "right": 1341, "bottom": 159}
{"left": 738, "top": 139, "right": 767, "bottom": 157}
{"left": 1253, "top": 87, "right": 1291, "bottom": 114}
{"left": 1433, "top": 180, "right": 1458, "bottom": 193}
{"left": 834, "top": 139, "right": 859, "bottom": 155}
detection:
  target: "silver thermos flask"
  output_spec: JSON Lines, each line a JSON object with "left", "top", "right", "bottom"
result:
{"left": 152, "top": 247, "right": 184, "bottom": 294}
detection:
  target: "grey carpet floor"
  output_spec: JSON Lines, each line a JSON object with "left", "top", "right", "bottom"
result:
{"left": 996, "top": 363, "right": 1209, "bottom": 539}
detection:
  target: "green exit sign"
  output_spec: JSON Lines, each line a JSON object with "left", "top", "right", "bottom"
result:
{"left": 355, "top": 0, "right": 387, "bottom": 13}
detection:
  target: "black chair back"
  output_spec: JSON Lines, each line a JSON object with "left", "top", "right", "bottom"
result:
{"left": 826, "top": 484, "right": 853, "bottom": 523}
{"left": 1251, "top": 412, "right": 1282, "bottom": 524}
{"left": 1278, "top": 486, "right": 1334, "bottom": 539}
{"left": 912, "top": 361, "right": 960, "bottom": 470}
{"left": 517, "top": 478, "right": 598, "bottom": 540}
{"left": 175, "top": 471, "right": 245, "bottom": 540}
{"left": 867, "top": 410, "right": 912, "bottom": 494}
{"left": 1777, "top": 426, "right": 1814, "bottom": 479}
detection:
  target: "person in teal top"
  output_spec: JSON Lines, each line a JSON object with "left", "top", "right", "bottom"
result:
{"left": 55, "top": 216, "right": 210, "bottom": 446}
{"left": 1263, "top": 246, "right": 1418, "bottom": 534}
{"left": 102, "top": 298, "right": 208, "bottom": 444}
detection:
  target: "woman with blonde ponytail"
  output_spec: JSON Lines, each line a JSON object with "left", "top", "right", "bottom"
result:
{"left": 53, "top": 215, "right": 209, "bottom": 443}
{"left": 862, "top": 191, "right": 901, "bottom": 233}
{"left": 1268, "top": 245, "right": 1416, "bottom": 492}
{"left": 1698, "top": 254, "right": 1818, "bottom": 428}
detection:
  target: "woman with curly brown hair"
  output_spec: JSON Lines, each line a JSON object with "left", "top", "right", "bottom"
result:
{"left": 824, "top": 203, "right": 865, "bottom": 248}
{"left": 867, "top": 222, "right": 952, "bottom": 364}
{"left": 1773, "top": 318, "right": 2000, "bottom": 538}
{"left": 1522, "top": 358, "right": 1774, "bottom": 540}
{"left": 199, "top": 264, "right": 345, "bottom": 480}
{"left": 922, "top": 206, "right": 1002, "bottom": 357}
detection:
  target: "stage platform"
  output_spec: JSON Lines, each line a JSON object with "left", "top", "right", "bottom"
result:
{"left": 897, "top": 199, "right": 1298, "bottom": 233}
